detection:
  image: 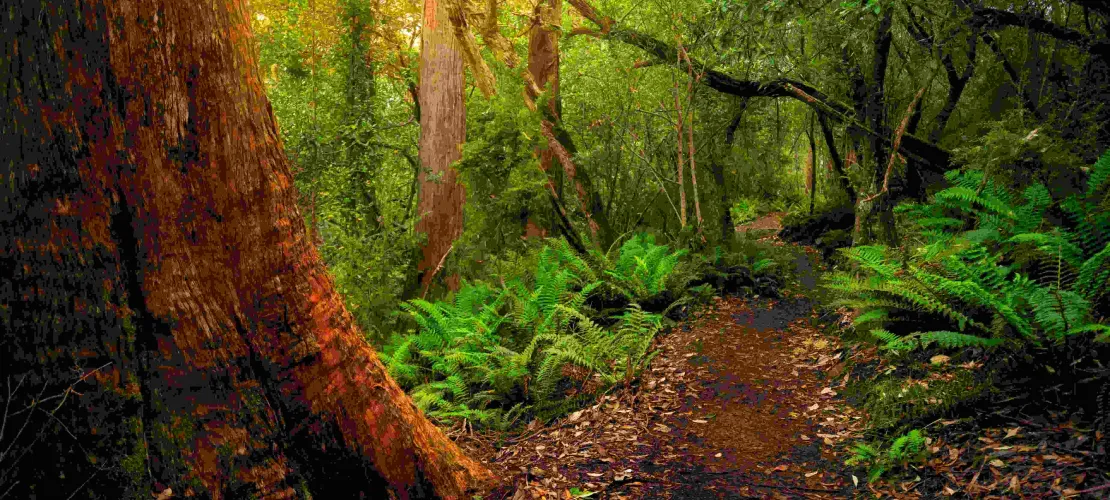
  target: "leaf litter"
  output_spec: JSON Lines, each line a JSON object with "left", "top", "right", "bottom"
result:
{"left": 459, "top": 296, "right": 866, "bottom": 498}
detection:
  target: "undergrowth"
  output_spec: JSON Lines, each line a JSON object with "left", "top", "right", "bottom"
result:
{"left": 828, "top": 150, "right": 1110, "bottom": 353}
{"left": 832, "top": 148, "right": 1110, "bottom": 480}
{"left": 379, "top": 234, "right": 711, "bottom": 429}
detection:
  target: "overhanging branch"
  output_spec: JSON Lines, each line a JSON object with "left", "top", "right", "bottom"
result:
{"left": 566, "top": 0, "right": 952, "bottom": 171}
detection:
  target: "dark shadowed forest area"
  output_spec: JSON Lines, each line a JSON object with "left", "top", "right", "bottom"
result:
{"left": 4, "top": 0, "right": 1110, "bottom": 498}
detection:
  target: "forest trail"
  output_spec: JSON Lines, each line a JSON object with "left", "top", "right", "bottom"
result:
{"left": 735, "top": 212, "right": 788, "bottom": 233}
{"left": 468, "top": 247, "right": 872, "bottom": 499}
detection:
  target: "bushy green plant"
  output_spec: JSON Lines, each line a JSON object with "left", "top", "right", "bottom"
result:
{"left": 379, "top": 237, "right": 680, "bottom": 428}
{"left": 827, "top": 150, "right": 1110, "bottom": 352}
{"left": 605, "top": 234, "right": 690, "bottom": 301}
{"left": 730, "top": 198, "right": 760, "bottom": 226}
{"left": 846, "top": 429, "right": 928, "bottom": 483}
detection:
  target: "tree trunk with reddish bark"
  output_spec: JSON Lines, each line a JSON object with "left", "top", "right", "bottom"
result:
{"left": 0, "top": 1, "right": 490, "bottom": 498}
{"left": 527, "top": 0, "right": 612, "bottom": 248}
{"left": 417, "top": 0, "right": 467, "bottom": 291}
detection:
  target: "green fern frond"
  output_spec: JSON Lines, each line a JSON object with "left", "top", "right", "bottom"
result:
{"left": 914, "top": 331, "right": 1002, "bottom": 349}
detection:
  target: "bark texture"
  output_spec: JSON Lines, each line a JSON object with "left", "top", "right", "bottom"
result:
{"left": 528, "top": 0, "right": 612, "bottom": 247}
{"left": 418, "top": 0, "right": 468, "bottom": 290}
{"left": 0, "top": 1, "right": 490, "bottom": 498}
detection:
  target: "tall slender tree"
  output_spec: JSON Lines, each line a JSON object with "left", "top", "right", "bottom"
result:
{"left": 0, "top": 1, "right": 490, "bottom": 497}
{"left": 417, "top": 0, "right": 468, "bottom": 291}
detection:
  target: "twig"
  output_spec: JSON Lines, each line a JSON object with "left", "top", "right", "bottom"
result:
{"left": 421, "top": 244, "right": 454, "bottom": 299}
{"left": 1065, "top": 482, "right": 1110, "bottom": 497}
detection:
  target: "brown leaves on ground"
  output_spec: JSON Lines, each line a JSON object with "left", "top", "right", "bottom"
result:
{"left": 461, "top": 297, "right": 866, "bottom": 498}
{"left": 735, "top": 212, "right": 788, "bottom": 233}
{"left": 451, "top": 282, "right": 1108, "bottom": 499}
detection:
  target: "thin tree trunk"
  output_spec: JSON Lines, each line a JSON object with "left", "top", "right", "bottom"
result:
{"left": 528, "top": 0, "right": 562, "bottom": 237}
{"left": 807, "top": 115, "right": 817, "bottom": 215}
{"left": 418, "top": 0, "right": 468, "bottom": 291}
{"left": 816, "top": 112, "right": 856, "bottom": 205}
{"left": 680, "top": 45, "right": 703, "bottom": 234}
{"left": 674, "top": 80, "right": 688, "bottom": 229}
{"left": 0, "top": 1, "right": 490, "bottom": 498}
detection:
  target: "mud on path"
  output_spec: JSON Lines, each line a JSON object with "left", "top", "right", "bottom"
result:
{"left": 464, "top": 294, "right": 869, "bottom": 499}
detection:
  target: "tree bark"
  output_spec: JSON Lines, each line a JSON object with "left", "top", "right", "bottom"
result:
{"left": 0, "top": 1, "right": 490, "bottom": 498}
{"left": 816, "top": 111, "right": 857, "bottom": 206}
{"left": 418, "top": 0, "right": 468, "bottom": 291}
{"left": 807, "top": 117, "right": 817, "bottom": 216}
{"left": 527, "top": 0, "right": 612, "bottom": 247}
{"left": 528, "top": 0, "right": 563, "bottom": 237}
{"left": 681, "top": 45, "right": 703, "bottom": 234}
{"left": 673, "top": 80, "right": 689, "bottom": 229}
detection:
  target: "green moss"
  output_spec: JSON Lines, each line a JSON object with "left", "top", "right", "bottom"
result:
{"left": 119, "top": 416, "right": 149, "bottom": 486}
{"left": 862, "top": 369, "right": 993, "bottom": 431}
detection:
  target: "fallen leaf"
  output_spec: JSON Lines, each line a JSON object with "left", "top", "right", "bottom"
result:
{"left": 851, "top": 475, "right": 859, "bottom": 487}
{"left": 692, "top": 419, "right": 708, "bottom": 424}
{"left": 1004, "top": 427, "right": 1020, "bottom": 439}
{"left": 805, "top": 471, "right": 819, "bottom": 477}
{"left": 1009, "top": 475, "right": 1021, "bottom": 494}
{"left": 930, "top": 354, "right": 950, "bottom": 365}
{"left": 990, "top": 459, "right": 1006, "bottom": 468}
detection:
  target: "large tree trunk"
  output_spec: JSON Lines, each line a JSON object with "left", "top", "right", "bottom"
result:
{"left": 0, "top": 1, "right": 490, "bottom": 498}
{"left": 417, "top": 0, "right": 467, "bottom": 291}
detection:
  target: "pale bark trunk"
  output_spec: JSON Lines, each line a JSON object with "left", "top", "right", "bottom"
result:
{"left": 417, "top": 0, "right": 468, "bottom": 291}
{"left": 1, "top": 1, "right": 490, "bottom": 498}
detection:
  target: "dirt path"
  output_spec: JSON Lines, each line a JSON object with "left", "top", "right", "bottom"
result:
{"left": 735, "top": 212, "right": 788, "bottom": 233}
{"left": 467, "top": 294, "right": 868, "bottom": 499}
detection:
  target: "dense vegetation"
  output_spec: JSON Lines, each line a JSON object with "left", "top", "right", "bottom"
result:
{"left": 248, "top": 0, "right": 1110, "bottom": 486}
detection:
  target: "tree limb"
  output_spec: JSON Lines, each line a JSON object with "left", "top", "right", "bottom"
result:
{"left": 564, "top": 0, "right": 953, "bottom": 171}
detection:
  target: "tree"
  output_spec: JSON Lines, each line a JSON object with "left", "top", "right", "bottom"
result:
{"left": 528, "top": 0, "right": 614, "bottom": 248}
{"left": 417, "top": 0, "right": 468, "bottom": 292}
{"left": 0, "top": 1, "right": 490, "bottom": 497}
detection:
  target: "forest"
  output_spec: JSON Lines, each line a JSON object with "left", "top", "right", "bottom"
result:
{"left": 2, "top": 0, "right": 1110, "bottom": 498}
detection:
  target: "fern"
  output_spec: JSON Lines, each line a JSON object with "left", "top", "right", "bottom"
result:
{"left": 381, "top": 236, "right": 675, "bottom": 429}
{"left": 845, "top": 430, "right": 928, "bottom": 483}
{"left": 830, "top": 152, "right": 1110, "bottom": 352}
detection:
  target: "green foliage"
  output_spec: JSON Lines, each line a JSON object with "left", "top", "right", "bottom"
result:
{"left": 379, "top": 236, "right": 684, "bottom": 428}
{"left": 606, "top": 234, "right": 691, "bottom": 300}
{"left": 730, "top": 198, "right": 760, "bottom": 225}
{"left": 828, "top": 151, "right": 1110, "bottom": 353}
{"left": 846, "top": 430, "right": 928, "bottom": 483}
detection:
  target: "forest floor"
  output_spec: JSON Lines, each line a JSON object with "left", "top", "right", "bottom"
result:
{"left": 456, "top": 228, "right": 1108, "bottom": 499}
{"left": 462, "top": 294, "right": 868, "bottom": 499}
